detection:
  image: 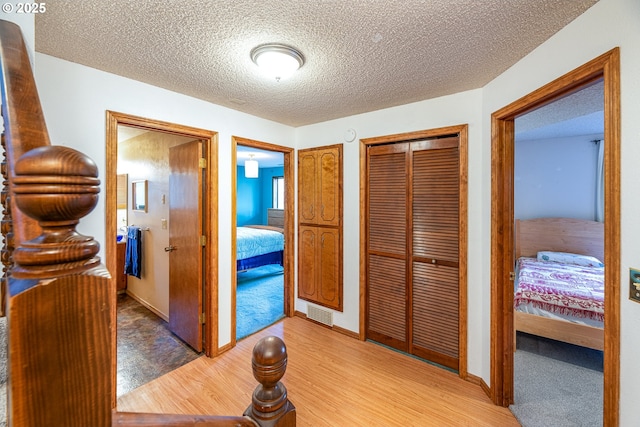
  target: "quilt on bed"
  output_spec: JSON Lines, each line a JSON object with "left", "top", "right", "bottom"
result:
{"left": 237, "top": 226, "right": 284, "bottom": 260}
{"left": 514, "top": 257, "right": 604, "bottom": 323}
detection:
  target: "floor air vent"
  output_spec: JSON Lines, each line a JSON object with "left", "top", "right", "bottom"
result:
{"left": 307, "top": 305, "right": 333, "bottom": 327}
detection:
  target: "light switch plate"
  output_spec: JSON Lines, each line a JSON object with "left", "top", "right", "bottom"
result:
{"left": 629, "top": 268, "right": 640, "bottom": 303}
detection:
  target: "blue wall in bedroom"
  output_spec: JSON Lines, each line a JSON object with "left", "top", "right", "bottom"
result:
{"left": 237, "top": 166, "right": 284, "bottom": 226}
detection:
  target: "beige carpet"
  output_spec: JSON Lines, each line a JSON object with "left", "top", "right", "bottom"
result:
{"left": 510, "top": 333, "right": 603, "bottom": 427}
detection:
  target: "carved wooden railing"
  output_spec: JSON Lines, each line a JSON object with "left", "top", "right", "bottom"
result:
{"left": 0, "top": 19, "right": 295, "bottom": 427}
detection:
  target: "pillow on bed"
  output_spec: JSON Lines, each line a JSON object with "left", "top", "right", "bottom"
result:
{"left": 536, "top": 251, "right": 604, "bottom": 267}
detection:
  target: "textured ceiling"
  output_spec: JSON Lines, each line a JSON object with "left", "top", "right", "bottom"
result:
{"left": 516, "top": 79, "right": 604, "bottom": 141}
{"left": 35, "top": 0, "right": 598, "bottom": 127}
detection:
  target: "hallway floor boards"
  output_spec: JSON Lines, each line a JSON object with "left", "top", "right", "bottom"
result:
{"left": 117, "top": 316, "right": 518, "bottom": 426}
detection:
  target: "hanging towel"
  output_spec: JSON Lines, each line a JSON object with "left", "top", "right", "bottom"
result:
{"left": 124, "top": 226, "right": 142, "bottom": 279}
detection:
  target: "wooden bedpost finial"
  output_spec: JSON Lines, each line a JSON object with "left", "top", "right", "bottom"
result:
{"left": 10, "top": 145, "right": 101, "bottom": 278}
{"left": 245, "top": 336, "right": 296, "bottom": 427}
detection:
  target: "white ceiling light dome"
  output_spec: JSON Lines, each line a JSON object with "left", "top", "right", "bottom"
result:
{"left": 251, "top": 43, "right": 305, "bottom": 81}
{"left": 245, "top": 154, "right": 259, "bottom": 178}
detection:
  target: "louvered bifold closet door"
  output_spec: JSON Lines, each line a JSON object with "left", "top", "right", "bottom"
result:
{"left": 411, "top": 137, "right": 460, "bottom": 370}
{"left": 366, "top": 143, "right": 409, "bottom": 351}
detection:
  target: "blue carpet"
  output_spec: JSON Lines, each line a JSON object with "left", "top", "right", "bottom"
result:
{"left": 236, "top": 264, "right": 285, "bottom": 340}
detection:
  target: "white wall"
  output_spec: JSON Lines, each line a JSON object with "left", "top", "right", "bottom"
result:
{"left": 482, "top": 0, "right": 640, "bottom": 423}
{"left": 1, "top": 1, "right": 35, "bottom": 64}
{"left": 294, "top": 89, "right": 484, "bottom": 374}
{"left": 34, "top": 54, "right": 296, "bottom": 347}
{"left": 296, "top": 0, "right": 640, "bottom": 422}
{"left": 515, "top": 134, "right": 603, "bottom": 221}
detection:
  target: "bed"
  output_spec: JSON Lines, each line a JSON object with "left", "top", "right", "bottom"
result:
{"left": 514, "top": 217, "right": 605, "bottom": 350}
{"left": 237, "top": 225, "right": 284, "bottom": 271}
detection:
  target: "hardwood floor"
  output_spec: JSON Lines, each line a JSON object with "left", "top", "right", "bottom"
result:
{"left": 117, "top": 317, "right": 519, "bottom": 426}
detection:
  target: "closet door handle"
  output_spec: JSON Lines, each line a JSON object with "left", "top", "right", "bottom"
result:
{"left": 164, "top": 245, "right": 177, "bottom": 252}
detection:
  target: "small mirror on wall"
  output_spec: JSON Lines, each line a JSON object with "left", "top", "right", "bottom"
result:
{"left": 132, "top": 180, "right": 148, "bottom": 212}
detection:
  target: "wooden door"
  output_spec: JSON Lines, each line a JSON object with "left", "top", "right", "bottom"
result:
{"left": 297, "top": 144, "right": 343, "bottom": 311}
{"left": 366, "top": 143, "right": 409, "bottom": 351}
{"left": 318, "top": 148, "right": 340, "bottom": 226}
{"left": 298, "top": 146, "right": 341, "bottom": 226}
{"left": 168, "top": 140, "right": 203, "bottom": 352}
{"left": 410, "top": 138, "right": 459, "bottom": 370}
{"left": 297, "top": 225, "right": 342, "bottom": 310}
{"left": 366, "top": 136, "right": 460, "bottom": 369}
{"left": 298, "top": 225, "right": 318, "bottom": 301}
{"left": 298, "top": 151, "right": 317, "bottom": 223}
{"left": 318, "top": 227, "right": 340, "bottom": 309}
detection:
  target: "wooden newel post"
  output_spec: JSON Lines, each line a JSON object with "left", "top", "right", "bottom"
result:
{"left": 12, "top": 146, "right": 102, "bottom": 275}
{"left": 7, "top": 145, "right": 112, "bottom": 427}
{"left": 245, "top": 336, "right": 296, "bottom": 427}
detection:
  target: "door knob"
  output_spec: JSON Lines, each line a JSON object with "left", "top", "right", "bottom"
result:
{"left": 164, "top": 245, "right": 177, "bottom": 252}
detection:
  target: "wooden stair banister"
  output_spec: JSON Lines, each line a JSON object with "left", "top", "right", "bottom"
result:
{"left": 0, "top": 19, "right": 295, "bottom": 427}
{"left": 0, "top": 17, "right": 46, "bottom": 317}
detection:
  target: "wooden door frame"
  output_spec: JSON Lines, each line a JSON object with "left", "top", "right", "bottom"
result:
{"left": 231, "top": 136, "right": 295, "bottom": 345}
{"left": 490, "top": 48, "right": 620, "bottom": 426}
{"left": 359, "top": 125, "right": 469, "bottom": 379}
{"left": 106, "top": 111, "right": 218, "bottom": 405}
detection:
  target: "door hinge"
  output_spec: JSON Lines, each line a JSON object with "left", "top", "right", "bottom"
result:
{"left": 509, "top": 271, "right": 515, "bottom": 281}
{"left": 200, "top": 313, "right": 205, "bottom": 324}
{"left": 199, "top": 158, "right": 206, "bottom": 168}
{"left": 200, "top": 235, "right": 206, "bottom": 246}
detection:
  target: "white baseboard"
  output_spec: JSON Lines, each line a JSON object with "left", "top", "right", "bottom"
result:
{"left": 123, "top": 291, "right": 169, "bottom": 322}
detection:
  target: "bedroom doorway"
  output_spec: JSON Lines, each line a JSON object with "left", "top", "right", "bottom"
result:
{"left": 490, "top": 48, "right": 620, "bottom": 425}
{"left": 511, "top": 81, "right": 605, "bottom": 424}
{"left": 231, "top": 136, "right": 294, "bottom": 344}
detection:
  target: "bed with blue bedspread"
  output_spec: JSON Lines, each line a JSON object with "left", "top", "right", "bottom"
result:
{"left": 237, "top": 226, "right": 284, "bottom": 271}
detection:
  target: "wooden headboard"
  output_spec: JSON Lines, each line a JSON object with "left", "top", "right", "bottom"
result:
{"left": 515, "top": 217, "right": 604, "bottom": 262}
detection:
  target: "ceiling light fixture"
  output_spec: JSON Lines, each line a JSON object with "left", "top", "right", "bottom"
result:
{"left": 251, "top": 43, "right": 305, "bottom": 81}
{"left": 245, "top": 154, "right": 259, "bottom": 178}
